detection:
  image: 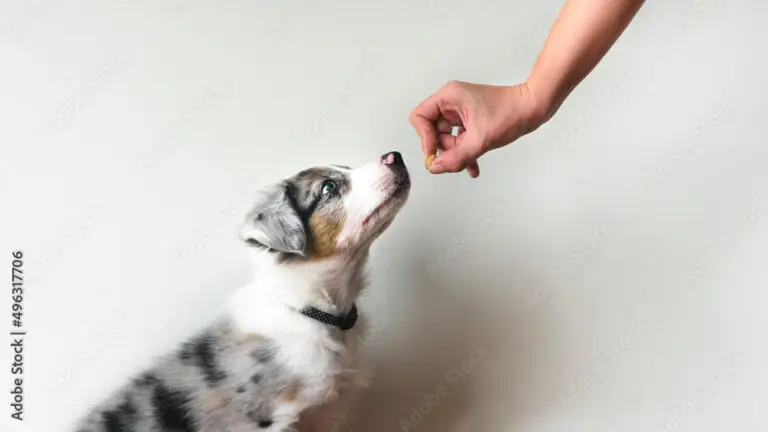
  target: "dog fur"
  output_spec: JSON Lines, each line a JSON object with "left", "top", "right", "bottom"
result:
{"left": 74, "top": 152, "right": 411, "bottom": 432}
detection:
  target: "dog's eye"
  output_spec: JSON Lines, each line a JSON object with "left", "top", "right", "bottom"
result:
{"left": 321, "top": 180, "right": 337, "bottom": 196}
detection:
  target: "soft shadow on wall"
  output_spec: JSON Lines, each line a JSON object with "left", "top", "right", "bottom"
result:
{"left": 348, "top": 231, "right": 565, "bottom": 432}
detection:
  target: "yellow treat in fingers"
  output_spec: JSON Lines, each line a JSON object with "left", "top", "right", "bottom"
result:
{"left": 424, "top": 154, "right": 436, "bottom": 170}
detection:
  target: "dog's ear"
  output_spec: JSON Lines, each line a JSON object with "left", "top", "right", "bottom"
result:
{"left": 239, "top": 183, "right": 306, "bottom": 255}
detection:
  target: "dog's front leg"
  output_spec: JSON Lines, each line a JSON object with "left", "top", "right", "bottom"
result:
{"left": 290, "top": 383, "right": 365, "bottom": 432}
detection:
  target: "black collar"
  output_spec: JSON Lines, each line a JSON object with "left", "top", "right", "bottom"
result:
{"left": 299, "top": 303, "right": 358, "bottom": 331}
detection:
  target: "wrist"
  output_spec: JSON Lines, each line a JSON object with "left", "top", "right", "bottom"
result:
{"left": 497, "top": 83, "right": 550, "bottom": 138}
{"left": 523, "top": 73, "right": 567, "bottom": 124}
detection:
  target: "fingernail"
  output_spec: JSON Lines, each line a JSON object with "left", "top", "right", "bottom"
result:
{"left": 424, "top": 154, "right": 436, "bottom": 170}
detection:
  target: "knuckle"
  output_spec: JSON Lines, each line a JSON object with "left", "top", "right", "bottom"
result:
{"left": 444, "top": 80, "right": 462, "bottom": 92}
{"left": 409, "top": 113, "right": 426, "bottom": 131}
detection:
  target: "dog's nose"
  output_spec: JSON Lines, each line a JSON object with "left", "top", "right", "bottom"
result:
{"left": 381, "top": 151, "right": 404, "bottom": 166}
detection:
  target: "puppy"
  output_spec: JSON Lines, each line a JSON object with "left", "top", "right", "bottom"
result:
{"left": 75, "top": 151, "right": 411, "bottom": 432}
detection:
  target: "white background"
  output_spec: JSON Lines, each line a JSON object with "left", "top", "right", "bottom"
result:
{"left": 1, "top": 0, "right": 767, "bottom": 431}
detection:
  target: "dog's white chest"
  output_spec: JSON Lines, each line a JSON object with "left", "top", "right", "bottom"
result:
{"left": 287, "top": 329, "right": 370, "bottom": 431}
{"left": 267, "top": 322, "right": 369, "bottom": 432}
{"left": 284, "top": 320, "right": 368, "bottom": 401}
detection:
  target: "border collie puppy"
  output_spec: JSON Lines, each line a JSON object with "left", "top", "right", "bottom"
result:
{"left": 75, "top": 151, "right": 411, "bottom": 432}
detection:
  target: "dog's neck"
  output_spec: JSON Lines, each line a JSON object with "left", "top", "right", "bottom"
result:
{"left": 259, "top": 249, "right": 368, "bottom": 313}
{"left": 229, "top": 247, "right": 369, "bottom": 337}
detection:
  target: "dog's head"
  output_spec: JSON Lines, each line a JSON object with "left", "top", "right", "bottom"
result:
{"left": 240, "top": 151, "right": 410, "bottom": 262}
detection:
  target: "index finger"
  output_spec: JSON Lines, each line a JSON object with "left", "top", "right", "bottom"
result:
{"left": 409, "top": 93, "right": 442, "bottom": 158}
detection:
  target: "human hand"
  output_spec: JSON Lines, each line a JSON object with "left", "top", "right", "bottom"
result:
{"left": 409, "top": 81, "right": 549, "bottom": 178}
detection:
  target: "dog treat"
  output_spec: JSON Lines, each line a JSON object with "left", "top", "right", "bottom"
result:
{"left": 424, "top": 154, "right": 436, "bottom": 170}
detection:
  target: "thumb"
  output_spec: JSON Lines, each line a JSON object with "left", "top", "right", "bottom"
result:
{"left": 429, "top": 144, "right": 478, "bottom": 174}
{"left": 429, "top": 129, "right": 483, "bottom": 174}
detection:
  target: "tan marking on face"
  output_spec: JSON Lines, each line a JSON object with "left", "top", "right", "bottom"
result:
{"left": 309, "top": 213, "right": 343, "bottom": 259}
{"left": 282, "top": 380, "right": 302, "bottom": 402}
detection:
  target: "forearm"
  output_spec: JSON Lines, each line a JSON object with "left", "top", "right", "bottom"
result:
{"left": 526, "top": 0, "right": 644, "bottom": 119}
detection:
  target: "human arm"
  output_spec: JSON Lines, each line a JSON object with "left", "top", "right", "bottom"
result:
{"left": 409, "top": 0, "right": 645, "bottom": 177}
